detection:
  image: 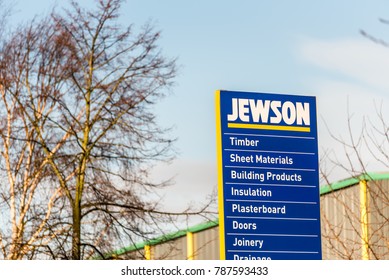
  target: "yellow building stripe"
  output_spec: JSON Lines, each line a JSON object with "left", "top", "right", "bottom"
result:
{"left": 360, "top": 180, "right": 369, "bottom": 260}
{"left": 228, "top": 122, "right": 310, "bottom": 132}
{"left": 144, "top": 245, "right": 152, "bottom": 260}
{"left": 215, "top": 90, "right": 226, "bottom": 260}
{"left": 187, "top": 232, "right": 194, "bottom": 260}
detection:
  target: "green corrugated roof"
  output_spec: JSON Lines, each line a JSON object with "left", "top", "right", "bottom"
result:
{"left": 320, "top": 172, "right": 389, "bottom": 195}
{"left": 102, "top": 172, "right": 389, "bottom": 259}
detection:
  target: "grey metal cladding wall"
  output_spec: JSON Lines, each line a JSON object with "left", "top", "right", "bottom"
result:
{"left": 368, "top": 179, "right": 389, "bottom": 259}
{"left": 121, "top": 248, "right": 145, "bottom": 260}
{"left": 193, "top": 226, "right": 219, "bottom": 260}
{"left": 152, "top": 236, "right": 187, "bottom": 260}
{"left": 320, "top": 183, "right": 362, "bottom": 259}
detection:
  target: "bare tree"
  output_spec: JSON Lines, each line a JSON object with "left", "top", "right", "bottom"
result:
{"left": 0, "top": 14, "right": 77, "bottom": 259}
{"left": 320, "top": 97, "right": 389, "bottom": 260}
{"left": 319, "top": 18, "right": 389, "bottom": 259}
{"left": 0, "top": 0, "right": 64, "bottom": 260}
{"left": 0, "top": 0, "right": 215, "bottom": 260}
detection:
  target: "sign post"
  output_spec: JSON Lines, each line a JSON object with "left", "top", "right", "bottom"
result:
{"left": 215, "top": 90, "right": 322, "bottom": 260}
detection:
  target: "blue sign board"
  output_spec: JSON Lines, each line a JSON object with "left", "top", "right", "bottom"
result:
{"left": 215, "top": 90, "right": 322, "bottom": 260}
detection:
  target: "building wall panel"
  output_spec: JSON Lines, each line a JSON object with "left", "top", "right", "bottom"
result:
{"left": 193, "top": 226, "right": 219, "bottom": 260}
{"left": 368, "top": 179, "right": 389, "bottom": 259}
{"left": 320, "top": 184, "right": 362, "bottom": 259}
{"left": 152, "top": 236, "right": 187, "bottom": 260}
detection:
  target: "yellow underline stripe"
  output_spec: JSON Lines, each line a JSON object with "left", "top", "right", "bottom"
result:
{"left": 228, "top": 122, "right": 310, "bottom": 132}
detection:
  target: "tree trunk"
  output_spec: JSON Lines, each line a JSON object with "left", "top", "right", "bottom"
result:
{"left": 72, "top": 201, "right": 81, "bottom": 260}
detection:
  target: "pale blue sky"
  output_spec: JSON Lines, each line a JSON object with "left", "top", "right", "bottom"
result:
{"left": 9, "top": 0, "right": 389, "bottom": 212}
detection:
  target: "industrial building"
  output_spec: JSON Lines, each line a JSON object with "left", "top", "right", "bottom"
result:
{"left": 106, "top": 172, "right": 389, "bottom": 260}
